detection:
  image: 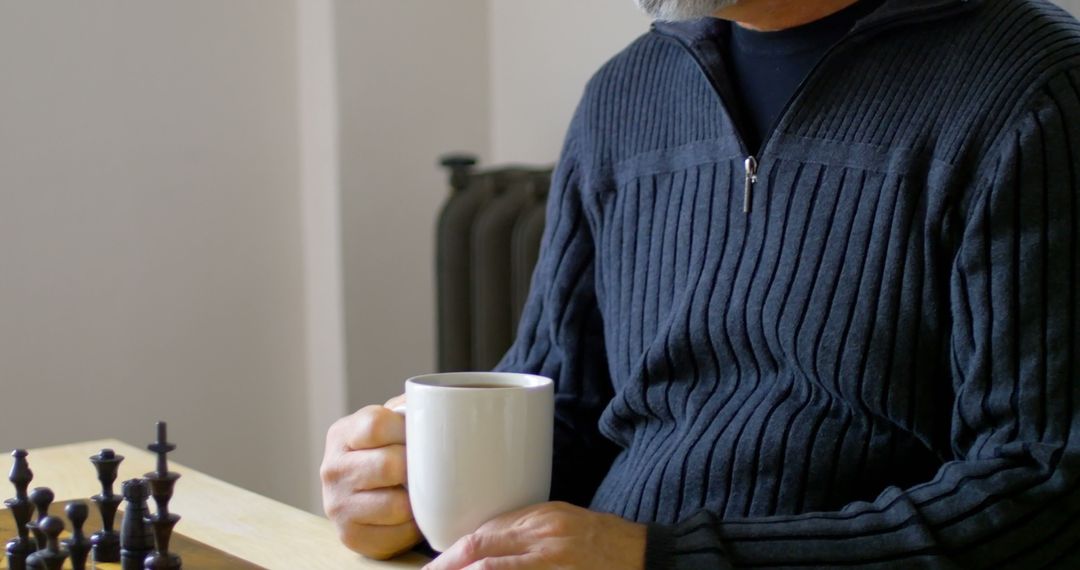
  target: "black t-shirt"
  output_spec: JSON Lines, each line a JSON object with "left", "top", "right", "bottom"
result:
{"left": 725, "top": 0, "right": 885, "bottom": 154}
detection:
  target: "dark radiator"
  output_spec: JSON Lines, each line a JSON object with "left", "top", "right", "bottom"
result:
{"left": 436, "top": 155, "right": 553, "bottom": 372}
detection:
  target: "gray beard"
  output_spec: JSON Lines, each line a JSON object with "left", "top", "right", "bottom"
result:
{"left": 633, "top": 0, "right": 741, "bottom": 21}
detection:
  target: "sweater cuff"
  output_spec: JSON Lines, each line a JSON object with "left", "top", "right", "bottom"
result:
{"left": 645, "top": 523, "right": 677, "bottom": 570}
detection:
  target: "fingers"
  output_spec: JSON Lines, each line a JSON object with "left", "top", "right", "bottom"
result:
{"left": 348, "top": 405, "right": 407, "bottom": 449}
{"left": 338, "top": 519, "right": 423, "bottom": 560}
{"left": 321, "top": 445, "right": 406, "bottom": 491}
{"left": 384, "top": 393, "right": 407, "bottom": 409}
{"left": 327, "top": 405, "right": 406, "bottom": 453}
{"left": 425, "top": 530, "right": 527, "bottom": 570}
{"left": 326, "top": 487, "right": 414, "bottom": 526}
{"left": 322, "top": 400, "right": 415, "bottom": 560}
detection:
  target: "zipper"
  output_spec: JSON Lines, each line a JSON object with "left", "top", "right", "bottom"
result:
{"left": 652, "top": 0, "right": 976, "bottom": 215}
{"left": 743, "top": 156, "right": 758, "bottom": 213}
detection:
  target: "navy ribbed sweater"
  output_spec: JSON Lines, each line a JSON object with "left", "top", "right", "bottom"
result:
{"left": 497, "top": 0, "right": 1080, "bottom": 567}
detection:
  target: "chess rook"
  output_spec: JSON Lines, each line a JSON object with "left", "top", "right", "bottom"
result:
{"left": 5, "top": 449, "right": 36, "bottom": 570}
{"left": 90, "top": 448, "right": 124, "bottom": 563}
{"left": 145, "top": 421, "right": 182, "bottom": 569}
{"left": 120, "top": 478, "right": 153, "bottom": 570}
{"left": 63, "top": 501, "right": 91, "bottom": 570}
{"left": 25, "top": 516, "right": 67, "bottom": 570}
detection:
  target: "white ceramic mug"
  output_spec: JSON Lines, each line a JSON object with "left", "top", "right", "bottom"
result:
{"left": 397, "top": 372, "right": 554, "bottom": 552}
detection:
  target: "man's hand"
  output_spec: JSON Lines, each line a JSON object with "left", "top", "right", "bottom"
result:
{"left": 423, "top": 501, "right": 647, "bottom": 570}
{"left": 321, "top": 395, "right": 422, "bottom": 559}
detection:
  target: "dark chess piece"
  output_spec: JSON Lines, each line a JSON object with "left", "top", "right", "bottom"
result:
{"left": 144, "top": 421, "right": 182, "bottom": 569}
{"left": 24, "top": 516, "right": 67, "bottom": 570}
{"left": 142, "top": 515, "right": 181, "bottom": 570}
{"left": 120, "top": 478, "right": 153, "bottom": 570}
{"left": 5, "top": 449, "right": 36, "bottom": 570}
{"left": 63, "top": 501, "right": 91, "bottom": 570}
{"left": 27, "top": 487, "right": 53, "bottom": 551}
{"left": 90, "top": 448, "right": 124, "bottom": 563}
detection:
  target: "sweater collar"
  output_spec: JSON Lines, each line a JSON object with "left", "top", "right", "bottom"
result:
{"left": 652, "top": 0, "right": 981, "bottom": 45}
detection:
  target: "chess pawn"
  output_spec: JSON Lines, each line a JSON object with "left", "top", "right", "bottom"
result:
{"left": 63, "top": 502, "right": 91, "bottom": 570}
{"left": 27, "top": 488, "right": 53, "bottom": 551}
{"left": 120, "top": 479, "right": 154, "bottom": 570}
{"left": 24, "top": 516, "right": 67, "bottom": 570}
{"left": 90, "top": 448, "right": 123, "bottom": 563}
{"left": 5, "top": 449, "right": 36, "bottom": 570}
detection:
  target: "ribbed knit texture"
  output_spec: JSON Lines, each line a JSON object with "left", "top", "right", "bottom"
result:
{"left": 497, "top": 0, "right": 1080, "bottom": 567}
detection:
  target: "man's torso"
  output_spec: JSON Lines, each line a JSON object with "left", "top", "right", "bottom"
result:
{"left": 569, "top": 0, "right": 1080, "bottom": 523}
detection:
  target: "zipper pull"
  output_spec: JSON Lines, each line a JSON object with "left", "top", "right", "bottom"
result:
{"left": 743, "top": 156, "right": 758, "bottom": 214}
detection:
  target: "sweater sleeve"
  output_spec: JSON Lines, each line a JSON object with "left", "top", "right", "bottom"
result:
{"left": 645, "top": 70, "right": 1080, "bottom": 569}
{"left": 495, "top": 124, "right": 620, "bottom": 508}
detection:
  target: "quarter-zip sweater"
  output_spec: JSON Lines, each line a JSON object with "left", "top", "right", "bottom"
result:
{"left": 496, "top": 0, "right": 1080, "bottom": 567}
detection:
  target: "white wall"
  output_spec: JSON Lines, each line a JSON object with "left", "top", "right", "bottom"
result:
{"left": 1063, "top": 0, "right": 1080, "bottom": 17}
{"left": 0, "top": 0, "right": 493, "bottom": 514}
{"left": 335, "top": 1, "right": 491, "bottom": 411}
{"left": 489, "top": 0, "right": 650, "bottom": 164}
{"left": 298, "top": 0, "right": 349, "bottom": 512}
{"left": 0, "top": 1, "right": 312, "bottom": 509}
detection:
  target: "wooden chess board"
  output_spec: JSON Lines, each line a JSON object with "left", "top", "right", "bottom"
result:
{"left": 0, "top": 500, "right": 264, "bottom": 569}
